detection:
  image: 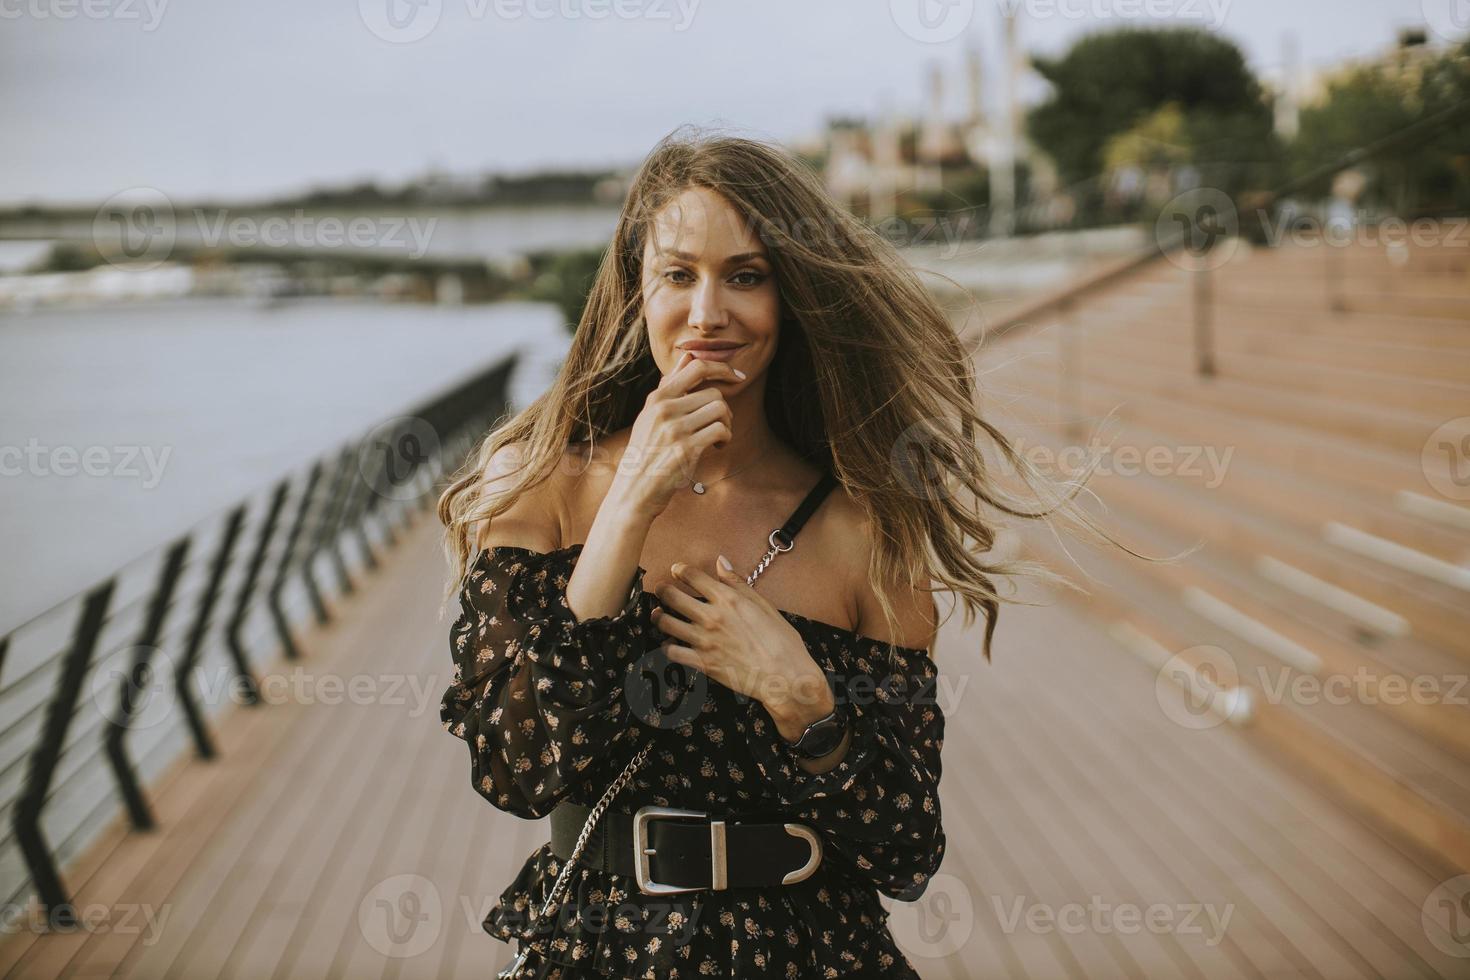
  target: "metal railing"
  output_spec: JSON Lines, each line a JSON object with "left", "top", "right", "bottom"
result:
{"left": 1, "top": 354, "right": 518, "bottom": 924}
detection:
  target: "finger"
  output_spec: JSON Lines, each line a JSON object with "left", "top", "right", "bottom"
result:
{"left": 714, "top": 553, "right": 745, "bottom": 588}
{"left": 661, "top": 643, "right": 705, "bottom": 672}
{"left": 650, "top": 605, "right": 701, "bottom": 643}
{"left": 662, "top": 356, "right": 742, "bottom": 398}
{"left": 672, "top": 562, "right": 727, "bottom": 604}
{"left": 657, "top": 349, "right": 690, "bottom": 389}
{"left": 676, "top": 396, "right": 730, "bottom": 435}
{"left": 688, "top": 418, "right": 733, "bottom": 455}
{"left": 655, "top": 581, "right": 712, "bottom": 624}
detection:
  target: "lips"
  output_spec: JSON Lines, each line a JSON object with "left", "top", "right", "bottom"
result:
{"left": 681, "top": 346, "right": 744, "bottom": 362}
{"left": 677, "top": 342, "right": 746, "bottom": 363}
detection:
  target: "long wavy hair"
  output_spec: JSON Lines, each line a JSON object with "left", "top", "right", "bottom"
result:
{"left": 437, "top": 125, "right": 1144, "bottom": 665}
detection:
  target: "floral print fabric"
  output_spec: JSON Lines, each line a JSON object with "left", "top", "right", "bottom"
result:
{"left": 440, "top": 543, "right": 946, "bottom": 978}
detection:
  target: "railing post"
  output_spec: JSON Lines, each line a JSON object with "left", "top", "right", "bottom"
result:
{"left": 175, "top": 505, "right": 247, "bottom": 760}
{"left": 351, "top": 434, "right": 386, "bottom": 568}
{"left": 13, "top": 580, "right": 115, "bottom": 921}
{"left": 104, "top": 537, "right": 190, "bottom": 832}
{"left": 1192, "top": 246, "right": 1217, "bottom": 378}
{"left": 1325, "top": 232, "right": 1346, "bottom": 313}
{"left": 327, "top": 447, "right": 369, "bottom": 591}
{"left": 225, "top": 480, "right": 291, "bottom": 706}
{"left": 302, "top": 447, "right": 354, "bottom": 619}
{"left": 268, "top": 463, "right": 321, "bottom": 662}
{"left": 1057, "top": 295, "right": 1084, "bottom": 443}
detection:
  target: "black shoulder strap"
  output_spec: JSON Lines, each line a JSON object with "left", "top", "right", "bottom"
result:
{"left": 773, "top": 471, "right": 837, "bottom": 548}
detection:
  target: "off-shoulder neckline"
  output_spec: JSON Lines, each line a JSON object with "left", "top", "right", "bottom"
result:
{"left": 473, "top": 543, "right": 934, "bottom": 660}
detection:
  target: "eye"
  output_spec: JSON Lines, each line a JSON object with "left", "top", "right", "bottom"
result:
{"left": 663, "top": 268, "right": 694, "bottom": 284}
{"left": 731, "top": 270, "right": 767, "bottom": 287}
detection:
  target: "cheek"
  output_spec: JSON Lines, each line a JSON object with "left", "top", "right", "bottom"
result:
{"left": 642, "top": 284, "right": 685, "bottom": 332}
{"left": 740, "top": 287, "right": 782, "bottom": 340}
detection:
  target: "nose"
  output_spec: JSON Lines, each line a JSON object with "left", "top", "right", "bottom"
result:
{"left": 687, "top": 276, "right": 729, "bottom": 329}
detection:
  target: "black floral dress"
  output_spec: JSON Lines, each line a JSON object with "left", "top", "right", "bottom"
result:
{"left": 440, "top": 542, "right": 946, "bottom": 979}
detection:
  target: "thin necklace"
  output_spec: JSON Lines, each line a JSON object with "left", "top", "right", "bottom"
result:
{"left": 691, "top": 450, "right": 767, "bottom": 494}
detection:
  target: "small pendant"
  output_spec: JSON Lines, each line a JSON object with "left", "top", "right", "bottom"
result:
{"left": 693, "top": 482, "right": 705, "bottom": 494}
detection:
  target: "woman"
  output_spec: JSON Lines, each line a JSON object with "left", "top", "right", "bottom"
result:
{"left": 437, "top": 128, "right": 1110, "bottom": 978}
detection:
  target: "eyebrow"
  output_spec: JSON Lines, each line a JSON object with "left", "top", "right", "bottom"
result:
{"left": 659, "top": 249, "right": 768, "bottom": 265}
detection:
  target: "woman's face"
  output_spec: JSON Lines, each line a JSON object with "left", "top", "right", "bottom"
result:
{"left": 640, "top": 185, "right": 781, "bottom": 388}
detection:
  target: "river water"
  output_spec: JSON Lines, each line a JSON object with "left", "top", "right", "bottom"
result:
{"left": 0, "top": 296, "right": 565, "bottom": 636}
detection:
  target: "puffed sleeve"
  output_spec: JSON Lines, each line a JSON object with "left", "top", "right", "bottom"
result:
{"left": 439, "top": 543, "right": 656, "bottom": 819}
{"left": 743, "top": 635, "right": 946, "bottom": 901}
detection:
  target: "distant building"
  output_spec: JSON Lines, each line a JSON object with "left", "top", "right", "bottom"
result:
{"left": 817, "top": 24, "right": 1034, "bottom": 231}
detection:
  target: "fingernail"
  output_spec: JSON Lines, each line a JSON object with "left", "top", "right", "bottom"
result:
{"left": 734, "top": 368, "right": 747, "bottom": 379}
{"left": 718, "top": 554, "right": 733, "bottom": 572}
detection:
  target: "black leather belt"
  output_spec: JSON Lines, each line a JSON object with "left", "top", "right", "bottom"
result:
{"left": 549, "top": 803, "right": 824, "bottom": 895}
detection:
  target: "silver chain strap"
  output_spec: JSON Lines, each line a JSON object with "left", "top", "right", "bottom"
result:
{"left": 498, "top": 531, "right": 792, "bottom": 978}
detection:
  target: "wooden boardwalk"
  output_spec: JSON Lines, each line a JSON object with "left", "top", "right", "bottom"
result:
{"left": 2, "top": 509, "right": 1464, "bottom": 979}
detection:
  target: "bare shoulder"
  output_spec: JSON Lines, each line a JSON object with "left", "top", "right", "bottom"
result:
{"left": 470, "top": 439, "right": 585, "bottom": 554}
{"left": 828, "top": 486, "right": 939, "bottom": 654}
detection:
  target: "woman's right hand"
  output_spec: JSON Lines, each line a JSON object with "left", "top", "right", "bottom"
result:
{"left": 608, "top": 350, "right": 742, "bottom": 520}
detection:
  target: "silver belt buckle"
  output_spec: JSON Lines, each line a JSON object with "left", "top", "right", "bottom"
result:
{"left": 633, "top": 805, "right": 714, "bottom": 895}
{"left": 632, "top": 805, "right": 824, "bottom": 894}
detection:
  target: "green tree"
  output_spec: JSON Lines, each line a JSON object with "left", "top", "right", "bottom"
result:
{"left": 1027, "top": 27, "right": 1278, "bottom": 186}
{"left": 1290, "top": 40, "right": 1470, "bottom": 213}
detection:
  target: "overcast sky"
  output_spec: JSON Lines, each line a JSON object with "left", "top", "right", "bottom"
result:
{"left": 2, "top": 0, "right": 1461, "bottom": 205}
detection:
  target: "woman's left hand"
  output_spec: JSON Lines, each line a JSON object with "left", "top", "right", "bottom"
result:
{"left": 651, "top": 556, "right": 832, "bottom": 723}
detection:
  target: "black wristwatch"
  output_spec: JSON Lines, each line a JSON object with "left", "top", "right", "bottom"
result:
{"left": 781, "top": 703, "right": 849, "bottom": 759}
